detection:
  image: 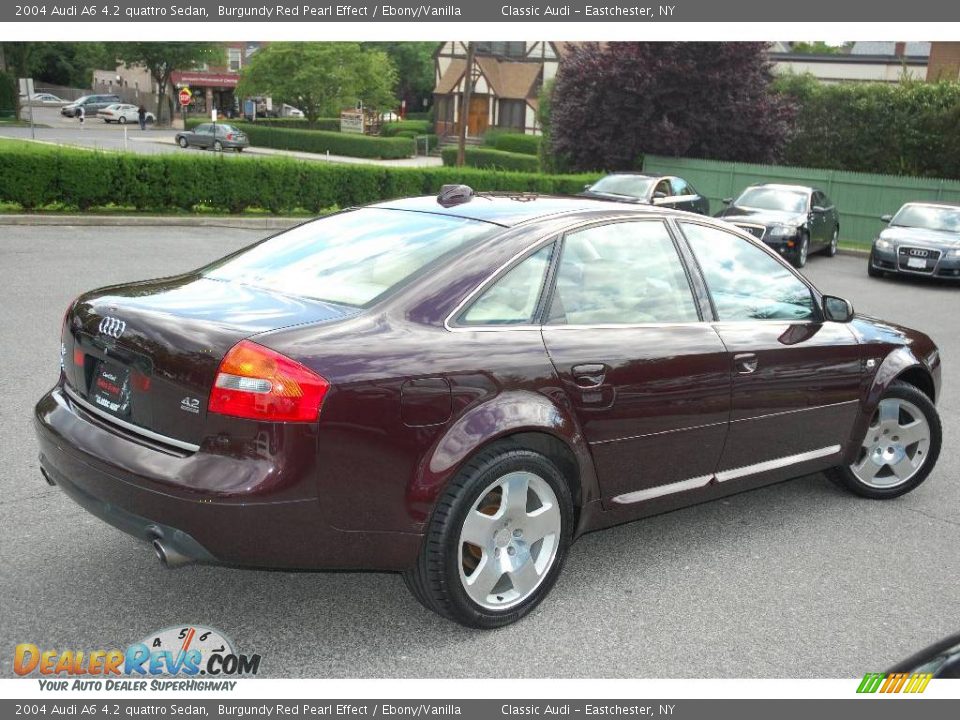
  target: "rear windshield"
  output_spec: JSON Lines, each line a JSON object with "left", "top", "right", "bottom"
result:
{"left": 891, "top": 204, "right": 960, "bottom": 233}
{"left": 204, "top": 208, "right": 499, "bottom": 307}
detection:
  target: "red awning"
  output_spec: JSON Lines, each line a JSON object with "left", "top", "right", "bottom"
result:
{"left": 171, "top": 71, "right": 239, "bottom": 88}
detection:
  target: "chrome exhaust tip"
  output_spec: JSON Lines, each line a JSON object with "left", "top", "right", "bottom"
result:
{"left": 152, "top": 538, "right": 192, "bottom": 569}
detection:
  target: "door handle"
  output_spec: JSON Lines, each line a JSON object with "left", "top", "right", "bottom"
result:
{"left": 734, "top": 353, "right": 759, "bottom": 375}
{"left": 571, "top": 363, "right": 607, "bottom": 388}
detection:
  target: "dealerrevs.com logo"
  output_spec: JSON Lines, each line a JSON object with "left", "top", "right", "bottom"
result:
{"left": 14, "top": 625, "right": 261, "bottom": 691}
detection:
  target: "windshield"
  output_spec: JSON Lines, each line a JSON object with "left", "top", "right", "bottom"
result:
{"left": 205, "top": 208, "right": 499, "bottom": 307}
{"left": 588, "top": 175, "right": 657, "bottom": 199}
{"left": 735, "top": 187, "right": 808, "bottom": 213}
{"left": 891, "top": 204, "right": 960, "bottom": 233}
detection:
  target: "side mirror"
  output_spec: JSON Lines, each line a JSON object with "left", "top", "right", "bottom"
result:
{"left": 880, "top": 214, "right": 893, "bottom": 223}
{"left": 583, "top": 183, "right": 592, "bottom": 191}
{"left": 652, "top": 190, "right": 668, "bottom": 200}
{"left": 823, "top": 295, "right": 854, "bottom": 323}
{"left": 722, "top": 197, "right": 733, "bottom": 205}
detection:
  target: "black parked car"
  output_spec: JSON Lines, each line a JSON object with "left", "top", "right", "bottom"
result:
{"left": 579, "top": 173, "right": 710, "bottom": 215}
{"left": 869, "top": 202, "right": 960, "bottom": 281}
{"left": 174, "top": 123, "right": 249, "bottom": 152}
{"left": 716, "top": 183, "right": 840, "bottom": 268}
{"left": 61, "top": 94, "right": 122, "bottom": 118}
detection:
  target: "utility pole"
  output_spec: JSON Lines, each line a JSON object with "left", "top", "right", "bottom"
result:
{"left": 456, "top": 41, "right": 475, "bottom": 168}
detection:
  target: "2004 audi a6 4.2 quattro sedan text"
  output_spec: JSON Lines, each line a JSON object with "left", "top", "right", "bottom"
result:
{"left": 35, "top": 187, "right": 943, "bottom": 628}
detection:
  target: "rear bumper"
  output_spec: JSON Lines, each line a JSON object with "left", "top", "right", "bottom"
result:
{"left": 34, "top": 386, "right": 423, "bottom": 571}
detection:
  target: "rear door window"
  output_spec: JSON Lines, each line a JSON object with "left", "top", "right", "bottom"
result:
{"left": 460, "top": 244, "right": 555, "bottom": 326}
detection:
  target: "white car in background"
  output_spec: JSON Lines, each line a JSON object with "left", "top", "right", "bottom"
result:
{"left": 99, "top": 103, "right": 155, "bottom": 125}
{"left": 19, "top": 93, "right": 67, "bottom": 105}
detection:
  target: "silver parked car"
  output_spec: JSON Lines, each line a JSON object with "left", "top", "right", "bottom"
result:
{"left": 174, "top": 123, "right": 249, "bottom": 152}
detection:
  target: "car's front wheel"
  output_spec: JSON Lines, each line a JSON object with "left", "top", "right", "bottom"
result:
{"left": 213, "top": 140, "right": 223, "bottom": 152}
{"left": 118, "top": 116, "right": 127, "bottom": 125}
{"left": 404, "top": 443, "right": 574, "bottom": 628}
{"left": 829, "top": 381, "right": 941, "bottom": 499}
{"left": 177, "top": 137, "right": 189, "bottom": 149}
{"left": 792, "top": 233, "right": 810, "bottom": 268}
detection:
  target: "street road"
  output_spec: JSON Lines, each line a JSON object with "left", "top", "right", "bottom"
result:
{"left": 1, "top": 226, "right": 958, "bottom": 677}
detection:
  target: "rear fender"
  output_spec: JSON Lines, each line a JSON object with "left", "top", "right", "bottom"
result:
{"left": 408, "top": 389, "right": 600, "bottom": 529}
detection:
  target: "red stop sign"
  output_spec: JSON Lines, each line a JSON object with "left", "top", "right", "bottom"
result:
{"left": 178, "top": 88, "right": 192, "bottom": 106}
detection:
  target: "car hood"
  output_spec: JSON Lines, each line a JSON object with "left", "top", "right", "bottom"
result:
{"left": 849, "top": 313, "right": 936, "bottom": 359}
{"left": 716, "top": 206, "right": 807, "bottom": 227}
{"left": 577, "top": 190, "right": 646, "bottom": 204}
{"left": 879, "top": 225, "right": 960, "bottom": 249}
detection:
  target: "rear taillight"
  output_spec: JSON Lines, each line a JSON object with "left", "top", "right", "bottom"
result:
{"left": 208, "top": 340, "right": 329, "bottom": 422}
{"left": 226, "top": 133, "right": 234, "bottom": 140}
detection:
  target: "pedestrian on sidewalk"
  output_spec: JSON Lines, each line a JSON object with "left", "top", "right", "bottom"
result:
{"left": 77, "top": 105, "right": 85, "bottom": 128}
{"left": 138, "top": 105, "right": 147, "bottom": 131}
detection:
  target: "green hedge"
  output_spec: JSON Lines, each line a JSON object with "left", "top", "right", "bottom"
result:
{"left": 776, "top": 75, "right": 960, "bottom": 178}
{"left": 0, "top": 140, "right": 599, "bottom": 214}
{"left": 185, "top": 119, "right": 414, "bottom": 159}
{"left": 0, "top": 71, "right": 16, "bottom": 118}
{"left": 493, "top": 133, "right": 541, "bottom": 156}
{"left": 382, "top": 119, "right": 432, "bottom": 136}
{"left": 441, "top": 146, "right": 541, "bottom": 172}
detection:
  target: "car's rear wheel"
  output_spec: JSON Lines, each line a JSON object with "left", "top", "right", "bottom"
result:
{"left": 823, "top": 226, "right": 839, "bottom": 257}
{"left": 792, "top": 233, "right": 809, "bottom": 268}
{"left": 404, "top": 443, "right": 573, "bottom": 628}
{"left": 213, "top": 140, "right": 223, "bottom": 152}
{"left": 828, "top": 382, "right": 940, "bottom": 499}
{"left": 177, "top": 137, "right": 188, "bottom": 149}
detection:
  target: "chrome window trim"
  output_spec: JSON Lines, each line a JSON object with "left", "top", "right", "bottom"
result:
{"left": 63, "top": 384, "right": 202, "bottom": 453}
{"left": 611, "top": 444, "right": 842, "bottom": 505}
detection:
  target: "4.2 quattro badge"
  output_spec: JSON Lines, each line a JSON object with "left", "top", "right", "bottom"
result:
{"left": 98, "top": 316, "right": 126, "bottom": 339}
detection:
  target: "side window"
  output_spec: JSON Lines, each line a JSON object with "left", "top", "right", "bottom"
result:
{"left": 670, "top": 177, "right": 690, "bottom": 196}
{"left": 680, "top": 222, "right": 815, "bottom": 321}
{"left": 196, "top": 124, "right": 211, "bottom": 134}
{"left": 548, "top": 221, "right": 700, "bottom": 325}
{"left": 654, "top": 179, "right": 672, "bottom": 198}
{"left": 459, "top": 244, "right": 554, "bottom": 326}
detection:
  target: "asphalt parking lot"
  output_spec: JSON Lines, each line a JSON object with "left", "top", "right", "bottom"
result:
{"left": 1, "top": 225, "right": 958, "bottom": 678}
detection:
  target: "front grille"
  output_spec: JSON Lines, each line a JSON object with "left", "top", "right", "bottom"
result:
{"left": 734, "top": 224, "right": 766, "bottom": 240}
{"left": 897, "top": 246, "right": 941, "bottom": 274}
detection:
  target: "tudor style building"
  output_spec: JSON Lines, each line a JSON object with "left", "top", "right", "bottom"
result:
{"left": 433, "top": 41, "right": 571, "bottom": 139}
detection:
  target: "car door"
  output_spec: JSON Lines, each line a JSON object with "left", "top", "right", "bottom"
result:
{"left": 677, "top": 220, "right": 863, "bottom": 478}
{"left": 192, "top": 124, "right": 213, "bottom": 147}
{"left": 540, "top": 218, "right": 731, "bottom": 506}
{"left": 668, "top": 177, "right": 708, "bottom": 215}
{"left": 811, "top": 191, "right": 831, "bottom": 248}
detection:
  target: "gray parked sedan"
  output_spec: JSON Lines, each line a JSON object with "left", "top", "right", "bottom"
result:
{"left": 175, "top": 123, "right": 249, "bottom": 152}
{"left": 869, "top": 202, "right": 960, "bottom": 281}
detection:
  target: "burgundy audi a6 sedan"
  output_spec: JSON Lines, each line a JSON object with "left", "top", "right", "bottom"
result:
{"left": 35, "top": 189, "right": 943, "bottom": 628}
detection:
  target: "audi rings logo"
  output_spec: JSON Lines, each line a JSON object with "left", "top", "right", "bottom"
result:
{"left": 98, "top": 316, "right": 126, "bottom": 339}
{"left": 909, "top": 249, "right": 930, "bottom": 257}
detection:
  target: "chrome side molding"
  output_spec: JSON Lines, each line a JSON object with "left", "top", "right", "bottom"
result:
{"left": 611, "top": 444, "right": 842, "bottom": 505}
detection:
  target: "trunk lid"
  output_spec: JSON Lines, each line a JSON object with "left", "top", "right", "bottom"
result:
{"left": 63, "top": 274, "right": 352, "bottom": 447}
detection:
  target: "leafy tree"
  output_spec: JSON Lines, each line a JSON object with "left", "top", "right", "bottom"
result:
{"left": 237, "top": 42, "right": 397, "bottom": 124}
{"left": 362, "top": 42, "right": 437, "bottom": 113}
{"left": 550, "top": 42, "right": 795, "bottom": 171}
{"left": 115, "top": 42, "right": 224, "bottom": 123}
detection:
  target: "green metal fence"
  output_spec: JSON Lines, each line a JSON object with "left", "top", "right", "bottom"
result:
{"left": 642, "top": 155, "right": 960, "bottom": 246}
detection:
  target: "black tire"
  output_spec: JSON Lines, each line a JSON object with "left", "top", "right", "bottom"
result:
{"left": 792, "top": 233, "right": 809, "bottom": 268}
{"left": 213, "top": 140, "right": 223, "bottom": 152}
{"left": 823, "top": 226, "right": 839, "bottom": 257}
{"left": 827, "top": 381, "right": 941, "bottom": 499}
{"left": 177, "top": 137, "right": 188, "bottom": 149}
{"left": 867, "top": 254, "right": 883, "bottom": 277}
{"left": 404, "top": 443, "right": 574, "bottom": 628}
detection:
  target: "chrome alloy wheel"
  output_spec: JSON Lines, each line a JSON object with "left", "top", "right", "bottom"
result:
{"left": 851, "top": 398, "right": 931, "bottom": 488}
{"left": 458, "top": 470, "right": 561, "bottom": 611}
{"left": 799, "top": 235, "right": 809, "bottom": 265}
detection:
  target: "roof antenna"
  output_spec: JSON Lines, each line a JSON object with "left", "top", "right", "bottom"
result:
{"left": 437, "top": 184, "right": 475, "bottom": 208}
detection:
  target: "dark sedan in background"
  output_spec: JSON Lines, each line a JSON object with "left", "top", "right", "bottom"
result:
{"left": 716, "top": 183, "right": 840, "bottom": 268}
{"left": 579, "top": 173, "right": 710, "bottom": 215}
{"left": 35, "top": 190, "right": 942, "bottom": 628}
{"left": 175, "top": 123, "right": 250, "bottom": 152}
{"left": 869, "top": 202, "right": 960, "bottom": 281}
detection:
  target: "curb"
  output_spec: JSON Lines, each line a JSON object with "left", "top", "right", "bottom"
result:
{"left": 0, "top": 214, "right": 306, "bottom": 230}
{"left": 838, "top": 247, "right": 870, "bottom": 258}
